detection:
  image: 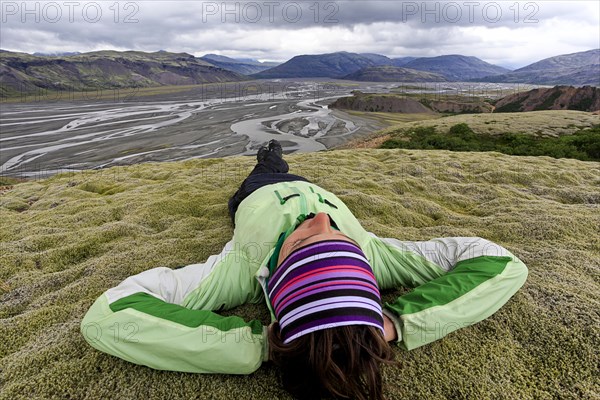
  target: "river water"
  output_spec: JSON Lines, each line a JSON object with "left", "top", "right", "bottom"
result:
{"left": 0, "top": 80, "right": 532, "bottom": 178}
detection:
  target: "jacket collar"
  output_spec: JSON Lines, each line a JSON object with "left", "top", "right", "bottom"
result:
{"left": 267, "top": 213, "right": 340, "bottom": 276}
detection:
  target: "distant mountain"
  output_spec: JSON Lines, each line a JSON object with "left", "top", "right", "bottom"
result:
{"left": 202, "top": 54, "right": 279, "bottom": 66}
{"left": 494, "top": 85, "right": 600, "bottom": 112}
{"left": 33, "top": 51, "right": 81, "bottom": 57}
{"left": 0, "top": 50, "right": 246, "bottom": 97}
{"left": 202, "top": 54, "right": 245, "bottom": 64}
{"left": 358, "top": 53, "right": 393, "bottom": 65}
{"left": 390, "top": 57, "right": 417, "bottom": 67}
{"left": 200, "top": 54, "right": 279, "bottom": 75}
{"left": 479, "top": 49, "right": 600, "bottom": 86}
{"left": 402, "top": 55, "right": 511, "bottom": 81}
{"left": 519, "top": 49, "right": 599, "bottom": 71}
{"left": 251, "top": 51, "right": 392, "bottom": 78}
{"left": 341, "top": 65, "right": 447, "bottom": 82}
{"left": 253, "top": 52, "right": 509, "bottom": 80}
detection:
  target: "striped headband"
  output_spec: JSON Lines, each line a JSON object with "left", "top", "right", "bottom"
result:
{"left": 267, "top": 240, "right": 384, "bottom": 344}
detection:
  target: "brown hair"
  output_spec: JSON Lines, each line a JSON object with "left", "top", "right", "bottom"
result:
{"left": 268, "top": 322, "right": 396, "bottom": 400}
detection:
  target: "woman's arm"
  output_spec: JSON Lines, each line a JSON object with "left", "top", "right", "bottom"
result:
{"left": 383, "top": 314, "right": 398, "bottom": 342}
{"left": 370, "top": 236, "right": 528, "bottom": 350}
{"left": 80, "top": 240, "right": 268, "bottom": 374}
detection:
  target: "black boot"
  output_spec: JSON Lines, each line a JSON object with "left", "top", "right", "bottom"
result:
{"left": 268, "top": 139, "right": 283, "bottom": 158}
{"left": 257, "top": 145, "right": 269, "bottom": 162}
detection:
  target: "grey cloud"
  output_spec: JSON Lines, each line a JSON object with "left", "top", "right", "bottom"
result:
{"left": 0, "top": 0, "right": 597, "bottom": 67}
{"left": 3, "top": 1, "right": 595, "bottom": 32}
{"left": 157, "top": 1, "right": 598, "bottom": 30}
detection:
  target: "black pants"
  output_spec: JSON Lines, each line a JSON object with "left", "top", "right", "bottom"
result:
{"left": 228, "top": 151, "right": 309, "bottom": 225}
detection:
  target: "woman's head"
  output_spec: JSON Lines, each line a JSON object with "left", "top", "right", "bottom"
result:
{"left": 268, "top": 323, "right": 394, "bottom": 400}
{"left": 269, "top": 237, "right": 383, "bottom": 343}
{"left": 267, "top": 213, "right": 394, "bottom": 398}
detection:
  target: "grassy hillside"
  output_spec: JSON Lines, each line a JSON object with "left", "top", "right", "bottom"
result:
{"left": 380, "top": 124, "right": 600, "bottom": 161}
{"left": 346, "top": 110, "right": 600, "bottom": 149}
{"left": 1, "top": 150, "right": 599, "bottom": 399}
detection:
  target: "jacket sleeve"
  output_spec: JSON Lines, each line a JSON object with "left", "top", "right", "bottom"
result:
{"left": 369, "top": 236, "right": 528, "bottom": 350}
{"left": 80, "top": 240, "right": 268, "bottom": 374}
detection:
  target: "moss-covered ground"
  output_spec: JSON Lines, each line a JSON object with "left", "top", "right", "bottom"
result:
{"left": 1, "top": 149, "right": 599, "bottom": 399}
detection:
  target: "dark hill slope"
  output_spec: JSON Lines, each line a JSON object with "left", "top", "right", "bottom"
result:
{"left": 341, "top": 65, "right": 447, "bottom": 82}
{"left": 330, "top": 91, "right": 493, "bottom": 114}
{"left": 494, "top": 85, "right": 600, "bottom": 112}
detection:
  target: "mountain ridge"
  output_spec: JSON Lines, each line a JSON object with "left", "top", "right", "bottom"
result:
{"left": 401, "top": 55, "right": 511, "bottom": 81}
{"left": 251, "top": 51, "right": 510, "bottom": 80}
{"left": 199, "top": 54, "right": 279, "bottom": 75}
{"left": 478, "top": 49, "right": 600, "bottom": 86}
{"left": 251, "top": 51, "right": 390, "bottom": 78}
{"left": 2, "top": 49, "right": 598, "bottom": 98}
{"left": 0, "top": 50, "right": 246, "bottom": 96}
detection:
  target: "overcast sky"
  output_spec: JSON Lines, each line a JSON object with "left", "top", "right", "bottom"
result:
{"left": 1, "top": 1, "right": 598, "bottom": 69}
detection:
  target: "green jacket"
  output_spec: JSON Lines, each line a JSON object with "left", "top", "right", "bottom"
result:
{"left": 81, "top": 180, "right": 528, "bottom": 374}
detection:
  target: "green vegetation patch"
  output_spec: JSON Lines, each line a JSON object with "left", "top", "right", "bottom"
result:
{"left": 381, "top": 123, "right": 600, "bottom": 161}
{"left": 0, "top": 176, "right": 27, "bottom": 186}
{"left": 1, "top": 151, "right": 599, "bottom": 399}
